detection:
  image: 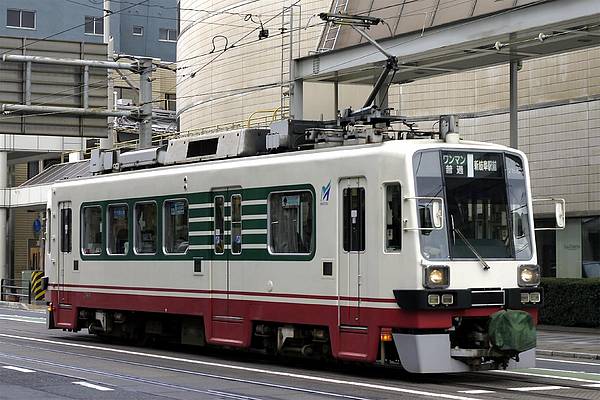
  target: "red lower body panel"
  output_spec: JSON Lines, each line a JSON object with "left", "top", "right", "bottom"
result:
{"left": 48, "top": 286, "right": 535, "bottom": 363}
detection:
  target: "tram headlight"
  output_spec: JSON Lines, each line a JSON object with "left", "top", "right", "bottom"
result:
{"left": 518, "top": 265, "right": 540, "bottom": 287}
{"left": 423, "top": 265, "right": 450, "bottom": 289}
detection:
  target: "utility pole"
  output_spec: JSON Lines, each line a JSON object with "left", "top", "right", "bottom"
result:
{"left": 100, "top": 0, "right": 114, "bottom": 150}
{"left": 138, "top": 58, "right": 153, "bottom": 149}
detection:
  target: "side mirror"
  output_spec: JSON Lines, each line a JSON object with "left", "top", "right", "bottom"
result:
{"left": 431, "top": 199, "right": 444, "bottom": 229}
{"left": 533, "top": 198, "right": 566, "bottom": 231}
{"left": 555, "top": 199, "right": 565, "bottom": 229}
{"left": 406, "top": 196, "right": 445, "bottom": 231}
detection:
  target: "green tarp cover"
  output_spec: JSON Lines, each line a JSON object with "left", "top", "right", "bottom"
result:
{"left": 488, "top": 310, "right": 536, "bottom": 353}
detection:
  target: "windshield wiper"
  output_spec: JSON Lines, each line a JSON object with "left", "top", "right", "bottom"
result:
{"left": 451, "top": 217, "right": 491, "bottom": 271}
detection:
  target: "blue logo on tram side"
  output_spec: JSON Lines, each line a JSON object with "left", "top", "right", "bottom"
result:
{"left": 321, "top": 180, "right": 332, "bottom": 204}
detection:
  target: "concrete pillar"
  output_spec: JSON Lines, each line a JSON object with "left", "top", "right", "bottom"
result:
{"left": 0, "top": 151, "right": 7, "bottom": 281}
{"left": 333, "top": 80, "right": 339, "bottom": 118}
{"left": 100, "top": 0, "right": 114, "bottom": 150}
{"left": 509, "top": 60, "right": 519, "bottom": 149}
{"left": 291, "top": 78, "right": 303, "bottom": 120}
{"left": 556, "top": 218, "right": 582, "bottom": 278}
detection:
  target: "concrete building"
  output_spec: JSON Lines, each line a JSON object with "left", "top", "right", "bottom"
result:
{"left": 1, "top": 0, "right": 177, "bottom": 61}
{"left": 177, "top": 0, "right": 373, "bottom": 132}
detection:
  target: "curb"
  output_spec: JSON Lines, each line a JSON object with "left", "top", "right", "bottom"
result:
{"left": 537, "top": 349, "right": 600, "bottom": 360}
{"left": 0, "top": 300, "right": 46, "bottom": 312}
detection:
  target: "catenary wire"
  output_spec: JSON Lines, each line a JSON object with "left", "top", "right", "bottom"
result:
{"left": 61, "top": 0, "right": 256, "bottom": 29}
{"left": 149, "top": 0, "right": 302, "bottom": 106}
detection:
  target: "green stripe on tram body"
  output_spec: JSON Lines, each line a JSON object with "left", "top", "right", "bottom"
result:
{"left": 78, "top": 184, "right": 315, "bottom": 262}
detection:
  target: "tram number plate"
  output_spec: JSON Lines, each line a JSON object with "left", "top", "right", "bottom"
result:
{"left": 442, "top": 152, "right": 503, "bottom": 178}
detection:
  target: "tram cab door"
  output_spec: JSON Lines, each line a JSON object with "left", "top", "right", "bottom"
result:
{"left": 338, "top": 178, "right": 366, "bottom": 326}
{"left": 57, "top": 201, "right": 73, "bottom": 305}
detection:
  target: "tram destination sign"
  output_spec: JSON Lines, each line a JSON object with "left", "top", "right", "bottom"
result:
{"left": 442, "top": 152, "right": 503, "bottom": 178}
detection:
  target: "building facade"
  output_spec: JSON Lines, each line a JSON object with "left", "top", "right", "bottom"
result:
{"left": 1, "top": 0, "right": 177, "bottom": 61}
{"left": 177, "top": 0, "right": 338, "bottom": 132}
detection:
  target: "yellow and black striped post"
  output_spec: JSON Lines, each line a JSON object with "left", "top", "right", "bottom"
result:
{"left": 30, "top": 271, "right": 45, "bottom": 302}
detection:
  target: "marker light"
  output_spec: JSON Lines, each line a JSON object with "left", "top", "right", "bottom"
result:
{"left": 441, "top": 294, "right": 454, "bottom": 305}
{"left": 529, "top": 292, "right": 541, "bottom": 303}
{"left": 428, "top": 294, "right": 440, "bottom": 306}
{"left": 520, "top": 292, "right": 530, "bottom": 304}
{"left": 380, "top": 328, "right": 393, "bottom": 342}
{"left": 518, "top": 265, "right": 540, "bottom": 287}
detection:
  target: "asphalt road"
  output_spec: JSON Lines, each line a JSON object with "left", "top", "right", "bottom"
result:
{"left": 1, "top": 306, "right": 600, "bottom": 400}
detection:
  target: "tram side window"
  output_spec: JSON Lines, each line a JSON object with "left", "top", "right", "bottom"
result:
{"left": 107, "top": 204, "right": 129, "bottom": 255}
{"left": 385, "top": 183, "right": 402, "bottom": 251}
{"left": 269, "top": 191, "right": 313, "bottom": 254}
{"left": 81, "top": 206, "right": 102, "bottom": 255}
{"left": 134, "top": 202, "right": 157, "bottom": 254}
{"left": 60, "top": 208, "right": 72, "bottom": 253}
{"left": 343, "top": 187, "right": 365, "bottom": 252}
{"left": 164, "top": 199, "right": 189, "bottom": 254}
{"left": 231, "top": 195, "right": 242, "bottom": 255}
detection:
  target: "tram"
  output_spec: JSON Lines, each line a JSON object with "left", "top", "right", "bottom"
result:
{"left": 43, "top": 114, "right": 563, "bottom": 373}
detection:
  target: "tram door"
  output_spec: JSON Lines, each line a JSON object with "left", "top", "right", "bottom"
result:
{"left": 338, "top": 178, "right": 366, "bottom": 326}
{"left": 57, "top": 201, "right": 73, "bottom": 305}
{"left": 210, "top": 188, "right": 242, "bottom": 319}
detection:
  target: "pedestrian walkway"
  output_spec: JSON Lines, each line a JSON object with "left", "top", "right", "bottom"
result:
{"left": 537, "top": 325, "right": 600, "bottom": 359}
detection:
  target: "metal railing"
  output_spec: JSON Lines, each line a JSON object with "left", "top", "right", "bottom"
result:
{"left": 0, "top": 279, "right": 31, "bottom": 304}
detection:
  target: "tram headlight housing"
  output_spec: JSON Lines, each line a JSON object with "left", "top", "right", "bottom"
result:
{"left": 423, "top": 265, "right": 450, "bottom": 289}
{"left": 518, "top": 264, "right": 540, "bottom": 287}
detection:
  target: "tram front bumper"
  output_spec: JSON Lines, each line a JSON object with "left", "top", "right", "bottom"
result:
{"left": 393, "top": 332, "right": 536, "bottom": 373}
{"left": 393, "top": 287, "right": 544, "bottom": 310}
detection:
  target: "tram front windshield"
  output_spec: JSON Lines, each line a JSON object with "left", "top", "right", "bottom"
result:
{"left": 413, "top": 150, "right": 532, "bottom": 261}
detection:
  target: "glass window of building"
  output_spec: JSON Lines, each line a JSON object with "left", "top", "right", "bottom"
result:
{"left": 81, "top": 206, "right": 102, "bottom": 255}
{"left": 85, "top": 16, "right": 104, "bottom": 35}
{"left": 7, "top": 10, "right": 35, "bottom": 29}
{"left": 269, "top": 191, "right": 313, "bottom": 254}
{"left": 27, "top": 161, "right": 40, "bottom": 180}
{"left": 133, "top": 25, "right": 144, "bottom": 36}
{"left": 159, "top": 28, "right": 177, "bottom": 42}
{"left": 582, "top": 217, "right": 600, "bottom": 278}
{"left": 164, "top": 199, "right": 188, "bottom": 254}
{"left": 134, "top": 202, "right": 157, "bottom": 254}
{"left": 107, "top": 204, "right": 128, "bottom": 255}
{"left": 165, "top": 93, "right": 176, "bottom": 111}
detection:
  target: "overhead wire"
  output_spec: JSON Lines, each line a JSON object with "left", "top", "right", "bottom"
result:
{"left": 149, "top": 0, "right": 303, "bottom": 107}
{"left": 84, "top": 0, "right": 280, "bottom": 18}
{"left": 4, "top": 1, "right": 503, "bottom": 122}
{"left": 60, "top": 0, "right": 255, "bottom": 29}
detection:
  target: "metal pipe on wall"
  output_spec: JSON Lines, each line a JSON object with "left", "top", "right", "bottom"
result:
{"left": 0, "top": 152, "right": 7, "bottom": 282}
